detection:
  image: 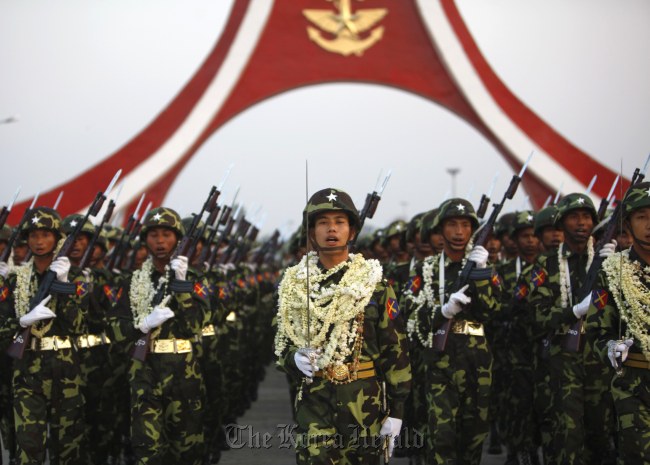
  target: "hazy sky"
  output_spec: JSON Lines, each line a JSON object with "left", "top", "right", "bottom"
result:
{"left": 1, "top": 0, "right": 649, "bottom": 237}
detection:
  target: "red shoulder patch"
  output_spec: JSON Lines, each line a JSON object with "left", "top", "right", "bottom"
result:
{"left": 0, "top": 286, "right": 10, "bottom": 302}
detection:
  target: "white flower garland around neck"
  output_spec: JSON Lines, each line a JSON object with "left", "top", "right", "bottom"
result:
{"left": 14, "top": 261, "right": 36, "bottom": 318}
{"left": 603, "top": 250, "right": 650, "bottom": 358}
{"left": 129, "top": 257, "right": 170, "bottom": 328}
{"left": 274, "top": 251, "right": 382, "bottom": 370}
{"left": 558, "top": 237, "right": 594, "bottom": 307}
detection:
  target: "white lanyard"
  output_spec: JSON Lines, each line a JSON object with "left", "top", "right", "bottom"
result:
{"left": 439, "top": 251, "right": 446, "bottom": 306}
{"left": 564, "top": 258, "right": 573, "bottom": 307}
{"left": 516, "top": 256, "right": 521, "bottom": 280}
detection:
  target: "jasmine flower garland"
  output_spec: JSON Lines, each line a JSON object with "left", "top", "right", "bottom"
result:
{"left": 275, "top": 251, "right": 382, "bottom": 370}
{"left": 603, "top": 250, "right": 650, "bottom": 358}
{"left": 558, "top": 237, "right": 594, "bottom": 307}
{"left": 129, "top": 257, "right": 170, "bottom": 328}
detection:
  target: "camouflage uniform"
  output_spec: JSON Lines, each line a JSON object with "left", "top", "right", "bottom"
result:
{"left": 405, "top": 199, "right": 502, "bottom": 465}
{"left": 528, "top": 194, "right": 615, "bottom": 465}
{"left": 276, "top": 188, "right": 412, "bottom": 464}
{"left": 108, "top": 207, "right": 210, "bottom": 465}
{"left": 0, "top": 208, "right": 89, "bottom": 465}
{"left": 585, "top": 181, "right": 650, "bottom": 463}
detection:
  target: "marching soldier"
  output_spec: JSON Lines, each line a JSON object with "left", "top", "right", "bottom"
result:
{"left": 404, "top": 198, "right": 501, "bottom": 465}
{"left": 533, "top": 206, "right": 563, "bottom": 252}
{"left": 0, "top": 207, "right": 89, "bottom": 465}
{"left": 108, "top": 207, "right": 210, "bottom": 464}
{"left": 586, "top": 181, "right": 650, "bottom": 464}
{"left": 383, "top": 220, "right": 411, "bottom": 300}
{"left": 528, "top": 193, "right": 616, "bottom": 465}
{"left": 275, "top": 188, "right": 412, "bottom": 464}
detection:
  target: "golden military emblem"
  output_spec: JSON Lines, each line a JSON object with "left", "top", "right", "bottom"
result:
{"left": 303, "top": 0, "right": 388, "bottom": 56}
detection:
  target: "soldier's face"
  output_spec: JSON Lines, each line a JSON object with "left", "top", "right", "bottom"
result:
{"left": 441, "top": 217, "right": 473, "bottom": 253}
{"left": 515, "top": 227, "right": 540, "bottom": 258}
{"left": 13, "top": 244, "right": 29, "bottom": 263}
{"left": 485, "top": 235, "right": 501, "bottom": 263}
{"left": 28, "top": 229, "right": 57, "bottom": 257}
{"left": 561, "top": 209, "right": 594, "bottom": 245}
{"left": 628, "top": 207, "right": 650, "bottom": 251}
{"left": 539, "top": 226, "right": 563, "bottom": 250}
{"left": 70, "top": 234, "right": 90, "bottom": 260}
{"left": 146, "top": 227, "right": 178, "bottom": 261}
{"left": 312, "top": 212, "right": 354, "bottom": 249}
{"left": 428, "top": 232, "right": 445, "bottom": 254}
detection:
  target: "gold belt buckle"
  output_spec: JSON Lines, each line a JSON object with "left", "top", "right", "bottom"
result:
{"left": 155, "top": 339, "right": 173, "bottom": 353}
{"left": 202, "top": 325, "right": 216, "bottom": 337}
{"left": 451, "top": 321, "right": 467, "bottom": 334}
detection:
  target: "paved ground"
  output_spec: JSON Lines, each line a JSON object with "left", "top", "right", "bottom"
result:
{"left": 2, "top": 366, "right": 510, "bottom": 464}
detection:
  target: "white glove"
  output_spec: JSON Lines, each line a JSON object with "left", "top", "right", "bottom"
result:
{"left": 49, "top": 257, "right": 70, "bottom": 282}
{"left": 170, "top": 256, "right": 188, "bottom": 281}
{"left": 0, "top": 261, "right": 9, "bottom": 278}
{"left": 607, "top": 339, "right": 633, "bottom": 369}
{"left": 380, "top": 417, "right": 403, "bottom": 458}
{"left": 467, "top": 245, "right": 489, "bottom": 269}
{"left": 19, "top": 295, "right": 56, "bottom": 328}
{"left": 441, "top": 284, "right": 471, "bottom": 319}
{"left": 599, "top": 240, "right": 617, "bottom": 259}
{"left": 138, "top": 305, "right": 174, "bottom": 334}
{"left": 294, "top": 349, "right": 320, "bottom": 378}
{"left": 572, "top": 293, "right": 591, "bottom": 318}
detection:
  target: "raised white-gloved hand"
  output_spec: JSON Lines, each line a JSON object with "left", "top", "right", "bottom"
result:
{"left": 467, "top": 245, "right": 489, "bottom": 269}
{"left": 572, "top": 293, "right": 591, "bottom": 319}
{"left": 170, "top": 256, "right": 188, "bottom": 281}
{"left": 0, "top": 261, "right": 9, "bottom": 278}
{"left": 49, "top": 257, "right": 70, "bottom": 282}
{"left": 19, "top": 295, "right": 56, "bottom": 328}
{"left": 380, "top": 417, "right": 403, "bottom": 458}
{"left": 441, "top": 284, "right": 471, "bottom": 319}
{"left": 607, "top": 339, "right": 633, "bottom": 369}
{"left": 294, "top": 349, "right": 320, "bottom": 378}
{"left": 138, "top": 305, "right": 174, "bottom": 334}
{"left": 599, "top": 240, "right": 617, "bottom": 259}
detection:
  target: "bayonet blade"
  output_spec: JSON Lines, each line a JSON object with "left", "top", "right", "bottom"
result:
{"left": 132, "top": 193, "right": 146, "bottom": 220}
{"left": 553, "top": 182, "right": 564, "bottom": 205}
{"left": 641, "top": 153, "right": 650, "bottom": 178}
{"left": 378, "top": 170, "right": 392, "bottom": 196}
{"left": 104, "top": 169, "right": 122, "bottom": 199}
{"left": 585, "top": 175, "right": 597, "bottom": 195}
{"left": 542, "top": 195, "right": 552, "bottom": 209}
{"left": 53, "top": 191, "right": 64, "bottom": 210}
{"left": 218, "top": 163, "right": 234, "bottom": 191}
{"left": 606, "top": 175, "right": 620, "bottom": 202}
{"left": 112, "top": 181, "right": 124, "bottom": 204}
{"left": 517, "top": 151, "right": 534, "bottom": 178}
{"left": 29, "top": 190, "right": 41, "bottom": 210}
{"left": 141, "top": 202, "right": 153, "bottom": 223}
{"left": 7, "top": 186, "right": 21, "bottom": 211}
{"left": 487, "top": 172, "right": 499, "bottom": 199}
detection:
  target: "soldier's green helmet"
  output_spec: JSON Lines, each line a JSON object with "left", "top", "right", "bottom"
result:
{"left": 432, "top": 198, "right": 479, "bottom": 231}
{"left": 103, "top": 224, "right": 123, "bottom": 244}
{"left": 510, "top": 210, "right": 536, "bottom": 237}
{"left": 182, "top": 216, "right": 206, "bottom": 242}
{"left": 381, "top": 219, "right": 407, "bottom": 248}
{"left": 0, "top": 224, "right": 11, "bottom": 242}
{"left": 62, "top": 214, "right": 95, "bottom": 237}
{"left": 419, "top": 209, "right": 440, "bottom": 242}
{"left": 555, "top": 193, "right": 598, "bottom": 225}
{"left": 21, "top": 207, "right": 62, "bottom": 238}
{"left": 534, "top": 206, "right": 559, "bottom": 236}
{"left": 405, "top": 212, "right": 426, "bottom": 244}
{"left": 140, "top": 207, "right": 185, "bottom": 240}
{"left": 303, "top": 188, "right": 360, "bottom": 229}
{"left": 95, "top": 228, "right": 108, "bottom": 251}
{"left": 495, "top": 212, "right": 516, "bottom": 238}
{"left": 623, "top": 181, "right": 650, "bottom": 220}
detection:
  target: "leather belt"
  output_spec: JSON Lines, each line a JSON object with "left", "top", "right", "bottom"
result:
{"left": 451, "top": 320, "right": 485, "bottom": 336}
{"left": 30, "top": 336, "right": 73, "bottom": 351}
{"left": 77, "top": 333, "right": 111, "bottom": 349}
{"left": 314, "top": 360, "right": 375, "bottom": 384}
{"left": 150, "top": 338, "right": 192, "bottom": 354}
{"left": 201, "top": 324, "right": 216, "bottom": 337}
{"left": 623, "top": 352, "right": 650, "bottom": 370}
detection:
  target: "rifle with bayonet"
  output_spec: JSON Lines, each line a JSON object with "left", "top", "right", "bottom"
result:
{"left": 106, "top": 193, "right": 146, "bottom": 271}
{"left": 0, "top": 187, "right": 21, "bottom": 231}
{"left": 0, "top": 191, "right": 39, "bottom": 264}
{"left": 79, "top": 197, "right": 116, "bottom": 270}
{"left": 131, "top": 185, "right": 220, "bottom": 362}
{"left": 219, "top": 216, "right": 251, "bottom": 265}
{"left": 351, "top": 170, "right": 392, "bottom": 248}
{"left": 123, "top": 202, "right": 152, "bottom": 272}
{"left": 252, "top": 229, "right": 281, "bottom": 265}
{"left": 206, "top": 205, "right": 238, "bottom": 269}
{"left": 7, "top": 171, "right": 121, "bottom": 359}
{"left": 431, "top": 152, "right": 533, "bottom": 352}
{"left": 563, "top": 156, "right": 650, "bottom": 352}
{"left": 231, "top": 224, "right": 259, "bottom": 265}
{"left": 476, "top": 173, "right": 499, "bottom": 219}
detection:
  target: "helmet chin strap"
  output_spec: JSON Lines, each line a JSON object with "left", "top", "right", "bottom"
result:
{"left": 628, "top": 222, "right": 650, "bottom": 248}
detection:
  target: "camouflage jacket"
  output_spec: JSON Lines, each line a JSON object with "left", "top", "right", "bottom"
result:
{"left": 277, "top": 259, "right": 412, "bottom": 420}
{"left": 403, "top": 253, "right": 502, "bottom": 345}
{"left": 585, "top": 248, "right": 649, "bottom": 365}
{"left": 0, "top": 263, "right": 89, "bottom": 348}
{"left": 108, "top": 264, "right": 209, "bottom": 347}
{"left": 528, "top": 243, "right": 591, "bottom": 342}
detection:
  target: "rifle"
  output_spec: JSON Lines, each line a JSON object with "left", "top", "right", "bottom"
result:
{"left": 252, "top": 229, "right": 280, "bottom": 265}
{"left": 351, "top": 170, "right": 392, "bottom": 247}
{"left": 563, "top": 156, "right": 649, "bottom": 352}
{"left": 79, "top": 198, "right": 116, "bottom": 270}
{"left": 596, "top": 175, "right": 620, "bottom": 222}
{"left": 7, "top": 170, "right": 121, "bottom": 359}
{"left": 131, "top": 185, "right": 220, "bottom": 362}
{"left": 431, "top": 152, "right": 533, "bottom": 352}
{"left": 219, "top": 216, "right": 251, "bottom": 265}
{"left": 0, "top": 191, "right": 39, "bottom": 264}
{"left": 105, "top": 193, "right": 145, "bottom": 271}
{"left": 476, "top": 173, "right": 498, "bottom": 219}
{"left": 123, "top": 201, "right": 153, "bottom": 271}
{"left": 0, "top": 187, "right": 21, "bottom": 231}
{"left": 207, "top": 205, "right": 239, "bottom": 269}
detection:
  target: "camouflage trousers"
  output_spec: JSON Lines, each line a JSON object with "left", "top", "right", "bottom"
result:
{"left": 611, "top": 366, "right": 650, "bottom": 463}
{"left": 400, "top": 346, "right": 428, "bottom": 459}
{"left": 502, "top": 362, "right": 538, "bottom": 453}
{"left": 423, "top": 336, "right": 492, "bottom": 465}
{"left": 0, "top": 353, "right": 16, "bottom": 461}
{"left": 533, "top": 344, "right": 558, "bottom": 465}
{"left": 197, "top": 333, "right": 224, "bottom": 455}
{"left": 294, "top": 377, "right": 385, "bottom": 465}
{"left": 12, "top": 349, "right": 86, "bottom": 465}
{"left": 129, "top": 352, "right": 205, "bottom": 465}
